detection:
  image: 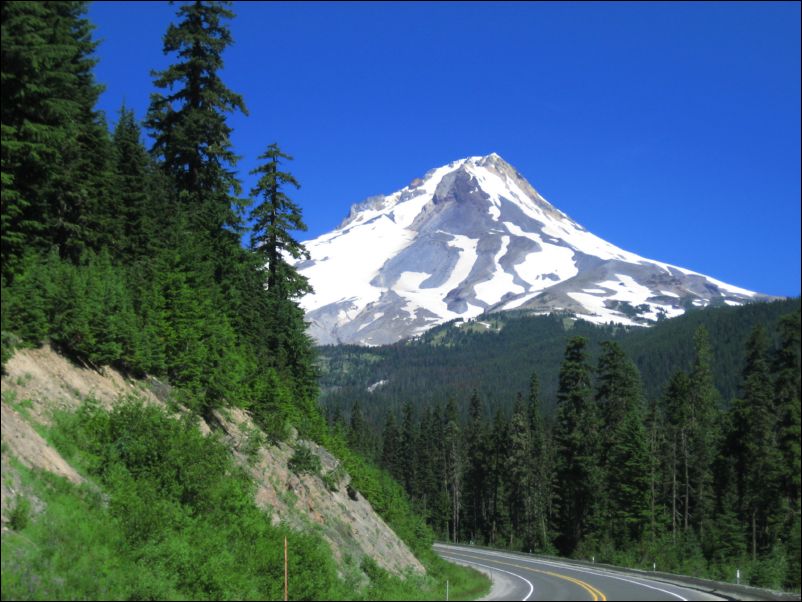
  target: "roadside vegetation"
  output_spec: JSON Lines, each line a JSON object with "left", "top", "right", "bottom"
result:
{"left": 0, "top": 2, "right": 487, "bottom": 599}
{"left": 1, "top": 398, "right": 489, "bottom": 600}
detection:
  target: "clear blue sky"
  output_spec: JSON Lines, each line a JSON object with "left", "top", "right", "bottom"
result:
{"left": 88, "top": 1, "right": 800, "bottom": 297}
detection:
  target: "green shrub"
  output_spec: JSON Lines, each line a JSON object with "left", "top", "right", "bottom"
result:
{"left": 322, "top": 464, "right": 346, "bottom": 491}
{"left": 242, "top": 424, "right": 267, "bottom": 462}
{"left": 8, "top": 496, "right": 30, "bottom": 530}
{"left": 289, "top": 445, "right": 322, "bottom": 475}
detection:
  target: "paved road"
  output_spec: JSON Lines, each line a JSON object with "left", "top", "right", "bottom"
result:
{"left": 434, "top": 544, "right": 725, "bottom": 601}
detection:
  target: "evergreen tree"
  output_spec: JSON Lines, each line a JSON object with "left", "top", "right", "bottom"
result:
{"left": 146, "top": 0, "right": 247, "bottom": 253}
{"left": 528, "top": 372, "right": 543, "bottom": 451}
{"left": 528, "top": 371, "right": 552, "bottom": 552}
{"left": 248, "top": 144, "right": 310, "bottom": 301}
{"left": 487, "top": 408, "right": 511, "bottom": 546}
{"left": 418, "top": 405, "right": 448, "bottom": 534}
{"left": 773, "top": 311, "right": 801, "bottom": 515}
{"left": 248, "top": 143, "right": 316, "bottom": 397}
{"left": 381, "top": 411, "right": 401, "bottom": 480}
{"left": 738, "top": 327, "right": 785, "bottom": 562}
{"left": 553, "top": 337, "right": 602, "bottom": 555}
{"left": 644, "top": 392, "right": 668, "bottom": 544}
{"left": 1, "top": 0, "right": 110, "bottom": 272}
{"left": 710, "top": 412, "right": 747, "bottom": 570}
{"left": 464, "top": 390, "right": 486, "bottom": 543}
{"left": 399, "top": 401, "right": 417, "bottom": 494}
{"left": 348, "top": 399, "right": 369, "bottom": 457}
{"left": 443, "top": 398, "right": 462, "bottom": 543}
{"left": 508, "top": 394, "right": 535, "bottom": 550}
{"left": 111, "top": 106, "right": 164, "bottom": 260}
{"left": 773, "top": 310, "right": 802, "bottom": 589}
{"left": 663, "top": 370, "right": 692, "bottom": 542}
{"left": 596, "top": 341, "right": 649, "bottom": 547}
{"left": 688, "top": 326, "right": 720, "bottom": 545}
{"left": 596, "top": 341, "right": 641, "bottom": 434}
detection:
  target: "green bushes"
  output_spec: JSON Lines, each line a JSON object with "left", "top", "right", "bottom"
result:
{"left": 2, "top": 399, "right": 490, "bottom": 600}
{"left": 289, "top": 445, "right": 322, "bottom": 475}
{"left": 8, "top": 496, "right": 30, "bottom": 531}
{"left": 2, "top": 400, "right": 347, "bottom": 600}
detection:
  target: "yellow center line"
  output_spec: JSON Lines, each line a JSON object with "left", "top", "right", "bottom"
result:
{"left": 442, "top": 550, "right": 608, "bottom": 601}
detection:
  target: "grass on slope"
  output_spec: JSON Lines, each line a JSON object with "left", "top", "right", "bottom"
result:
{"left": 1, "top": 398, "right": 488, "bottom": 601}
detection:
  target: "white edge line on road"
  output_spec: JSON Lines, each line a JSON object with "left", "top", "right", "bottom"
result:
{"left": 439, "top": 553, "right": 535, "bottom": 602}
{"left": 442, "top": 546, "right": 688, "bottom": 602}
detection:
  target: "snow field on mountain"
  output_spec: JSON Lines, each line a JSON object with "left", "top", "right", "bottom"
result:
{"left": 300, "top": 214, "right": 412, "bottom": 312}
{"left": 296, "top": 153, "right": 765, "bottom": 345}
{"left": 473, "top": 235, "right": 525, "bottom": 305}
{"left": 501, "top": 221, "right": 579, "bottom": 289}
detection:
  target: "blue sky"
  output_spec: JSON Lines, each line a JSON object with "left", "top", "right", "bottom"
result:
{"left": 88, "top": 1, "right": 800, "bottom": 297}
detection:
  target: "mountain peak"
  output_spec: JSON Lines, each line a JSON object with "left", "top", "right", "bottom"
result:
{"left": 298, "top": 156, "right": 766, "bottom": 345}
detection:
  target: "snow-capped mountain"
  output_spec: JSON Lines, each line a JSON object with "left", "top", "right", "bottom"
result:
{"left": 296, "top": 153, "right": 767, "bottom": 346}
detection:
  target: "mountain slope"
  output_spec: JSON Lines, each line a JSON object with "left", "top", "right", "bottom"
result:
{"left": 318, "top": 298, "right": 801, "bottom": 422}
{"left": 297, "top": 154, "right": 767, "bottom": 345}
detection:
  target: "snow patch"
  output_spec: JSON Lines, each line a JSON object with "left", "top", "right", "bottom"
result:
{"left": 367, "top": 379, "right": 388, "bottom": 393}
{"left": 474, "top": 236, "right": 525, "bottom": 305}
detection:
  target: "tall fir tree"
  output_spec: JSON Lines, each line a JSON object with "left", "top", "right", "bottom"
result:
{"left": 348, "top": 399, "right": 369, "bottom": 457}
{"left": 553, "top": 337, "right": 602, "bottom": 555}
{"left": 774, "top": 311, "right": 802, "bottom": 589}
{"left": 443, "top": 398, "right": 462, "bottom": 543}
{"left": 111, "top": 105, "right": 165, "bottom": 261}
{"left": 644, "top": 392, "right": 667, "bottom": 544}
{"left": 464, "top": 390, "right": 486, "bottom": 543}
{"left": 487, "top": 408, "right": 511, "bottom": 546}
{"left": 596, "top": 341, "right": 650, "bottom": 547}
{"left": 399, "top": 401, "right": 417, "bottom": 494}
{"left": 688, "top": 326, "right": 720, "bottom": 546}
{"left": 528, "top": 371, "right": 553, "bottom": 552}
{"left": 248, "top": 144, "right": 310, "bottom": 299}
{"left": 417, "top": 405, "right": 448, "bottom": 533}
{"left": 145, "top": 0, "right": 247, "bottom": 271}
{"left": 380, "top": 412, "right": 399, "bottom": 475}
{"left": 737, "top": 327, "right": 785, "bottom": 562}
{"left": 248, "top": 143, "right": 316, "bottom": 397}
{"left": 1, "top": 0, "right": 111, "bottom": 273}
{"left": 773, "top": 311, "right": 801, "bottom": 516}
{"left": 508, "top": 394, "right": 535, "bottom": 550}
{"left": 663, "top": 370, "right": 692, "bottom": 542}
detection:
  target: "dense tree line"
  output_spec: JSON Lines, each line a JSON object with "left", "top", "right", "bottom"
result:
{"left": 339, "top": 315, "right": 801, "bottom": 589}
{"left": 1, "top": 1, "right": 321, "bottom": 436}
{"left": 319, "top": 298, "right": 801, "bottom": 421}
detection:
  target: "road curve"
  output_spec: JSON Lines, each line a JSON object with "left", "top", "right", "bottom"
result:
{"left": 434, "top": 543, "right": 726, "bottom": 601}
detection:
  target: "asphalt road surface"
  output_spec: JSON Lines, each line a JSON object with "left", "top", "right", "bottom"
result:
{"left": 434, "top": 544, "right": 726, "bottom": 601}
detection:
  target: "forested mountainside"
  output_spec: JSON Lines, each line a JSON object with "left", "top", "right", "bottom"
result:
{"left": 321, "top": 299, "right": 801, "bottom": 590}
{"left": 320, "top": 298, "right": 800, "bottom": 419}
{"left": 0, "top": 2, "right": 484, "bottom": 599}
